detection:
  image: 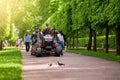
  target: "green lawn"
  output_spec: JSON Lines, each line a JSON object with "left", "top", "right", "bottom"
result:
{"left": 67, "top": 48, "right": 120, "bottom": 62}
{"left": 0, "top": 47, "right": 22, "bottom": 80}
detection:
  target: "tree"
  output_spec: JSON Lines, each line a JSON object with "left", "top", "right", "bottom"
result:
{"left": 107, "top": 0, "right": 120, "bottom": 55}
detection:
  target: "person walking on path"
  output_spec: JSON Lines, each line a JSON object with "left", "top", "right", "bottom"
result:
{"left": 24, "top": 30, "right": 31, "bottom": 52}
{"left": 57, "top": 30, "right": 65, "bottom": 55}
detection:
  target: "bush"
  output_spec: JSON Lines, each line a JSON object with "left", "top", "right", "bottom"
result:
{"left": 78, "top": 38, "right": 89, "bottom": 47}
{"left": 96, "top": 35, "right": 116, "bottom": 48}
{"left": 67, "top": 35, "right": 116, "bottom": 48}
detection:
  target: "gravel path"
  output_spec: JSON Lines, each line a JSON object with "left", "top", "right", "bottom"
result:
{"left": 21, "top": 50, "right": 120, "bottom": 80}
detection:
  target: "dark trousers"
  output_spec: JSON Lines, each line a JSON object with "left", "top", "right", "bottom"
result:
{"left": 25, "top": 42, "right": 30, "bottom": 52}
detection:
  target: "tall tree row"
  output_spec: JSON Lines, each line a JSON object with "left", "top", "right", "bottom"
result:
{"left": 45, "top": 0, "right": 120, "bottom": 55}
{"left": 0, "top": 0, "right": 51, "bottom": 50}
{"left": 0, "top": 0, "right": 120, "bottom": 55}
{"left": 0, "top": 0, "right": 20, "bottom": 49}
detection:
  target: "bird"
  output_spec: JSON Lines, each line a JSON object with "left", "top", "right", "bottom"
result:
{"left": 49, "top": 63, "right": 52, "bottom": 67}
{"left": 57, "top": 61, "right": 65, "bottom": 66}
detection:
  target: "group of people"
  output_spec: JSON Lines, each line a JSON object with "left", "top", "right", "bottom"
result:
{"left": 24, "top": 24, "right": 65, "bottom": 53}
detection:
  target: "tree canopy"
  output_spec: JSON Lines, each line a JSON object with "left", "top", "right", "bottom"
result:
{"left": 0, "top": 0, "right": 120, "bottom": 55}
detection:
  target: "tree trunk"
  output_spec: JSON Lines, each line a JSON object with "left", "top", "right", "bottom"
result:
{"left": 0, "top": 40, "right": 3, "bottom": 50}
{"left": 72, "top": 32, "right": 75, "bottom": 48}
{"left": 93, "top": 30, "right": 97, "bottom": 51}
{"left": 76, "top": 30, "right": 79, "bottom": 48}
{"left": 105, "top": 26, "right": 109, "bottom": 53}
{"left": 116, "top": 25, "right": 120, "bottom": 55}
{"left": 70, "top": 35, "right": 72, "bottom": 48}
{"left": 87, "top": 27, "right": 92, "bottom": 50}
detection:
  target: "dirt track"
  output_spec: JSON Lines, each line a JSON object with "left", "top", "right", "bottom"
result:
{"left": 21, "top": 50, "right": 120, "bottom": 80}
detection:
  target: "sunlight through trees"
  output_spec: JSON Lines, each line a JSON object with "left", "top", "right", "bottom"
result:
{"left": 0, "top": 0, "right": 120, "bottom": 55}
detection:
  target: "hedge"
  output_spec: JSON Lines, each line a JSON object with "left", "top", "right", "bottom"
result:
{"left": 68, "top": 35, "right": 116, "bottom": 48}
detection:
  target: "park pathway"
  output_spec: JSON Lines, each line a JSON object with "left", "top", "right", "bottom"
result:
{"left": 21, "top": 49, "right": 120, "bottom": 80}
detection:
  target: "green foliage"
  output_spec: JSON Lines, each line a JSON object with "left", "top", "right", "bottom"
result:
{"left": 108, "top": 0, "right": 120, "bottom": 26}
{"left": 0, "top": 0, "right": 119, "bottom": 51}
{"left": 44, "top": 0, "right": 119, "bottom": 53}
{"left": 44, "top": 1, "right": 73, "bottom": 36}
{"left": 48, "top": 0, "right": 59, "bottom": 15}
{"left": 45, "top": 0, "right": 119, "bottom": 37}
{"left": 0, "top": 47, "right": 22, "bottom": 80}
{"left": 0, "top": 0, "right": 9, "bottom": 39}
{"left": 0, "top": 0, "right": 21, "bottom": 42}
{"left": 76, "top": 35, "right": 116, "bottom": 48}
{"left": 78, "top": 38, "right": 89, "bottom": 47}
{"left": 0, "top": 0, "right": 51, "bottom": 41}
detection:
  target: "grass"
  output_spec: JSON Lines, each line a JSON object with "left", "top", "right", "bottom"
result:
{"left": 0, "top": 47, "right": 22, "bottom": 80}
{"left": 67, "top": 48, "right": 120, "bottom": 62}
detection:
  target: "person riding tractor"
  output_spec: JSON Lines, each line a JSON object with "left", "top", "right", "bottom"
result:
{"left": 31, "top": 26, "right": 44, "bottom": 56}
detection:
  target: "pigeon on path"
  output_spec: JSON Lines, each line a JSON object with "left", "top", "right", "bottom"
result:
{"left": 49, "top": 63, "right": 52, "bottom": 67}
{"left": 57, "top": 61, "right": 65, "bottom": 66}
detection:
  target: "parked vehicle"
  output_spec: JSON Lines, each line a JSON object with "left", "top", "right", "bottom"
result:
{"left": 31, "top": 34, "right": 61, "bottom": 57}
{"left": 42, "top": 34, "right": 61, "bottom": 57}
